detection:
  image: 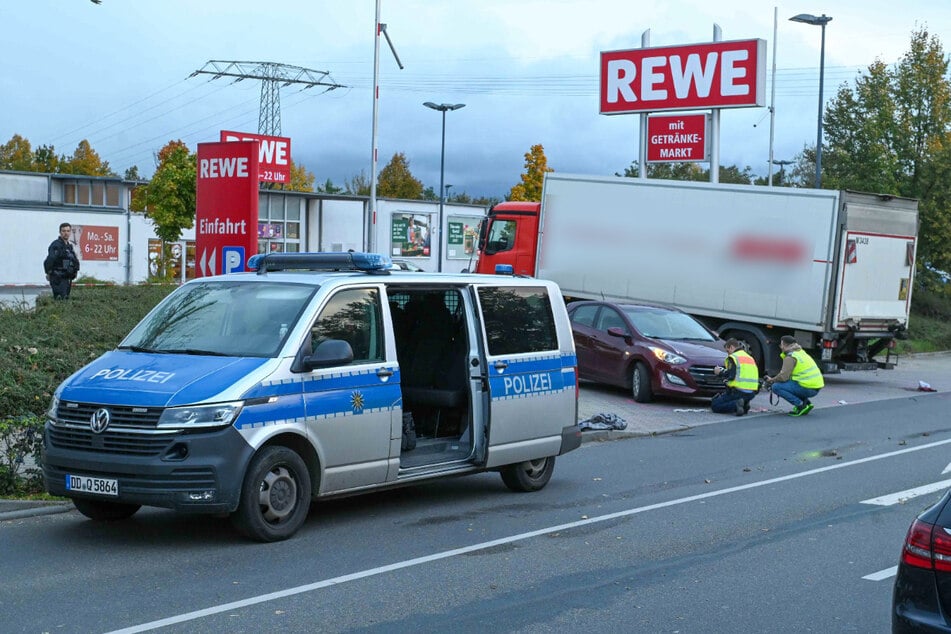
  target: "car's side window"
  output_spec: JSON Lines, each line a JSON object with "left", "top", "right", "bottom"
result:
{"left": 570, "top": 304, "right": 599, "bottom": 328}
{"left": 478, "top": 286, "right": 558, "bottom": 355}
{"left": 596, "top": 308, "right": 627, "bottom": 334}
{"left": 311, "top": 288, "right": 384, "bottom": 364}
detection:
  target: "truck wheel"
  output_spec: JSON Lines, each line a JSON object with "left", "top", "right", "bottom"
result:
{"left": 500, "top": 456, "right": 555, "bottom": 492}
{"left": 631, "top": 362, "right": 653, "bottom": 403}
{"left": 72, "top": 498, "right": 140, "bottom": 522}
{"left": 724, "top": 332, "right": 764, "bottom": 371}
{"left": 231, "top": 446, "right": 312, "bottom": 542}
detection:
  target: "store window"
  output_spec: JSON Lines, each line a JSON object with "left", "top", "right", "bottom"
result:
{"left": 258, "top": 193, "right": 303, "bottom": 254}
{"left": 148, "top": 239, "right": 196, "bottom": 282}
{"left": 61, "top": 179, "right": 122, "bottom": 207}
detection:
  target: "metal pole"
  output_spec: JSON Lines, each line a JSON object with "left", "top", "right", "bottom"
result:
{"left": 768, "top": 7, "right": 778, "bottom": 186}
{"left": 369, "top": 0, "right": 381, "bottom": 247}
{"left": 438, "top": 109, "right": 446, "bottom": 272}
{"left": 710, "top": 24, "right": 721, "bottom": 183}
{"left": 638, "top": 29, "right": 650, "bottom": 179}
{"left": 815, "top": 21, "right": 827, "bottom": 188}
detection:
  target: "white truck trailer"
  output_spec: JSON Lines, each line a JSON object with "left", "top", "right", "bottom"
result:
{"left": 479, "top": 173, "right": 919, "bottom": 374}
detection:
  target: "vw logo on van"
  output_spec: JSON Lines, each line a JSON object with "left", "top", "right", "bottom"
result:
{"left": 90, "top": 408, "right": 111, "bottom": 434}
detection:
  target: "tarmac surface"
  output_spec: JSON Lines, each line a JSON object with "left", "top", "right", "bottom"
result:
{"left": 4, "top": 351, "right": 949, "bottom": 522}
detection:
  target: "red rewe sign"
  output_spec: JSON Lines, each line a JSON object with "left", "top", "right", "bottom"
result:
{"left": 647, "top": 113, "right": 709, "bottom": 162}
{"left": 195, "top": 141, "right": 259, "bottom": 277}
{"left": 600, "top": 39, "right": 766, "bottom": 114}
{"left": 220, "top": 130, "right": 291, "bottom": 184}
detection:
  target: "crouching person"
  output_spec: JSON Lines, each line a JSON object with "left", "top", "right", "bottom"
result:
{"left": 711, "top": 338, "right": 759, "bottom": 417}
{"left": 764, "top": 335, "right": 824, "bottom": 417}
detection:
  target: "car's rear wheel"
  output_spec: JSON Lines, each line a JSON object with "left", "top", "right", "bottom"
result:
{"left": 72, "top": 498, "right": 140, "bottom": 522}
{"left": 723, "top": 331, "right": 764, "bottom": 373}
{"left": 231, "top": 445, "right": 311, "bottom": 542}
{"left": 631, "top": 362, "right": 653, "bottom": 403}
{"left": 500, "top": 456, "right": 555, "bottom": 492}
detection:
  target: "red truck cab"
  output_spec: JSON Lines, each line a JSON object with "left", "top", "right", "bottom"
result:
{"left": 475, "top": 201, "right": 541, "bottom": 275}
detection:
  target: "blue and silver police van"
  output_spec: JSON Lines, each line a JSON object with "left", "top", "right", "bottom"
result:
{"left": 43, "top": 252, "right": 581, "bottom": 541}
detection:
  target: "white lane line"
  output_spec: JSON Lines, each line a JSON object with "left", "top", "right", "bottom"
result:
{"left": 105, "top": 436, "right": 951, "bottom": 634}
{"left": 861, "top": 478, "right": 951, "bottom": 506}
{"left": 863, "top": 566, "right": 898, "bottom": 581}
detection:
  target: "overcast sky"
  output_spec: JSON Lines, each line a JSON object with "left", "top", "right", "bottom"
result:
{"left": 3, "top": 1, "right": 950, "bottom": 198}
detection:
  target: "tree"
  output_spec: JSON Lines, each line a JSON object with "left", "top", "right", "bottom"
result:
{"left": 345, "top": 171, "right": 370, "bottom": 196}
{"left": 618, "top": 161, "right": 754, "bottom": 184}
{"left": 377, "top": 152, "right": 424, "bottom": 199}
{"left": 124, "top": 165, "right": 141, "bottom": 181}
{"left": 135, "top": 140, "right": 197, "bottom": 243}
{"left": 0, "top": 134, "right": 34, "bottom": 171}
{"left": 818, "top": 27, "right": 951, "bottom": 272}
{"left": 286, "top": 159, "right": 315, "bottom": 192}
{"left": 32, "top": 144, "right": 60, "bottom": 173}
{"left": 59, "top": 139, "right": 114, "bottom": 176}
{"left": 318, "top": 178, "right": 343, "bottom": 194}
{"left": 509, "top": 144, "right": 552, "bottom": 201}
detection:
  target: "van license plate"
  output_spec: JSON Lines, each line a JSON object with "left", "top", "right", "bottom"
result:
{"left": 66, "top": 474, "right": 118, "bottom": 496}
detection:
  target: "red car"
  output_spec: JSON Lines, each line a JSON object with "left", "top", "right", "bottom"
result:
{"left": 568, "top": 301, "right": 728, "bottom": 402}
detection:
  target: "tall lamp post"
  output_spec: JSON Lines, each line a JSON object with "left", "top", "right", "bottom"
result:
{"left": 771, "top": 159, "right": 794, "bottom": 186}
{"left": 790, "top": 13, "right": 832, "bottom": 189}
{"left": 423, "top": 102, "right": 465, "bottom": 272}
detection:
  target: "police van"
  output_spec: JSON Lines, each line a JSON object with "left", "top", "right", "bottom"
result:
{"left": 42, "top": 252, "right": 581, "bottom": 541}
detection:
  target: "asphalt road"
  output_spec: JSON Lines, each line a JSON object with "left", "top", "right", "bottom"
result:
{"left": 2, "top": 386, "right": 949, "bottom": 633}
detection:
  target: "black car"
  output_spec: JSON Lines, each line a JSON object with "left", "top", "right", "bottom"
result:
{"left": 893, "top": 488, "right": 951, "bottom": 632}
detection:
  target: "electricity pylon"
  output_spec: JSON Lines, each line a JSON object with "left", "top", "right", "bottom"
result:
{"left": 189, "top": 61, "right": 346, "bottom": 136}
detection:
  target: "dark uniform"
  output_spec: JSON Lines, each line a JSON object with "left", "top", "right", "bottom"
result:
{"left": 44, "top": 236, "right": 80, "bottom": 299}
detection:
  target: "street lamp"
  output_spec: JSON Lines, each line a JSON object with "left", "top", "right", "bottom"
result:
{"left": 423, "top": 102, "right": 465, "bottom": 272}
{"left": 790, "top": 13, "right": 832, "bottom": 189}
{"left": 771, "top": 159, "right": 794, "bottom": 186}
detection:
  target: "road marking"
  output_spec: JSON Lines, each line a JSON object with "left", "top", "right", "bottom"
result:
{"left": 862, "top": 566, "right": 898, "bottom": 581}
{"left": 943, "top": 461, "right": 951, "bottom": 475}
{"left": 105, "top": 436, "right": 951, "bottom": 634}
{"left": 861, "top": 479, "right": 951, "bottom": 506}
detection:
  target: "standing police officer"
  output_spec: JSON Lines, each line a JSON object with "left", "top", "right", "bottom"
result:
{"left": 712, "top": 338, "right": 760, "bottom": 416}
{"left": 764, "top": 335, "right": 824, "bottom": 416}
{"left": 44, "top": 222, "right": 80, "bottom": 299}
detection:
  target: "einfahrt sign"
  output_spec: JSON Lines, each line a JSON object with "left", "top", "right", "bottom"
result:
{"left": 600, "top": 39, "right": 766, "bottom": 114}
{"left": 195, "top": 141, "right": 259, "bottom": 277}
{"left": 647, "top": 113, "right": 710, "bottom": 162}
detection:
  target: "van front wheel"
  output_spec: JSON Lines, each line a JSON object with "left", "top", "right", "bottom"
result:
{"left": 232, "top": 446, "right": 312, "bottom": 542}
{"left": 500, "top": 456, "right": 555, "bottom": 492}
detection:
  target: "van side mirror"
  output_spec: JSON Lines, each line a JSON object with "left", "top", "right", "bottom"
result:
{"left": 293, "top": 339, "right": 354, "bottom": 372}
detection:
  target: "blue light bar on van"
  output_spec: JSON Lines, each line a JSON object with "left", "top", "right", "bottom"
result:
{"left": 248, "top": 252, "right": 393, "bottom": 275}
{"left": 494, "top": 264, "right": 515, "bottom": 275}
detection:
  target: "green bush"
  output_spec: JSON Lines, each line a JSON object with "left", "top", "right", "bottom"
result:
{"left": 0, "top": 285, "right": 175, "bottom": 494}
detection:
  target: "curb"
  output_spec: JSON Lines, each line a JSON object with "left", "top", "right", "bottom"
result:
{"left": 0, "top": 501, "right": 72, "bottom": 522}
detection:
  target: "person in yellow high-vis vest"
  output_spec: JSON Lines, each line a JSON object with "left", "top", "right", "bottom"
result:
{"left": 711, "top": 339, "right": 760, "bottom": 416}
{"left": 764, "top": 335, "right": 824, "bottom": 416}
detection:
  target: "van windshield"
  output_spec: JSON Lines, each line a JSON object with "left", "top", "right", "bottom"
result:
{"left": 120, "top": 281, "right": 317, "bottom": 358}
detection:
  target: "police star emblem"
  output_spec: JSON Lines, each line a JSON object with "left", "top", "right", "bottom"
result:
{"left": 350, "top": 391, "right": 365, "bottom": 414}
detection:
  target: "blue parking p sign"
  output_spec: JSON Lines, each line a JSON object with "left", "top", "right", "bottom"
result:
{"left": 223, "top": 247, "right": 246, "bottom": 274}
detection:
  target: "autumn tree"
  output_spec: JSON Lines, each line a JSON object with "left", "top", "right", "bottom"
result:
{"left": 816, "top": 27, "right": 951, "bottom": 272}
{"left": 0, "top": 134, "right": 34, "bottom": 171}
{"left": 509, "top": 144, "right": 552, "bottom": 201}
{"left": 124, "top": 165, "right": 141, "bottom": 181}
{"left": 59, "top": 139, "right": 114, "bottom": 176}
{"left": 619, "top": 161, "right": 754, "bottom": 184}
{"left": 377, "top": 152, "right": 424, "bottom": 199}
{"left": 133, "top": 140, "right": 197, "bottom": 243}
{"left": 285, "top": 159, "right": 315, "bottom": 192}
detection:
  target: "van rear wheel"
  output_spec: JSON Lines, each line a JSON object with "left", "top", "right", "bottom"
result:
{"left": 231, "top": 446, "right": 312, "bottom": 542}
{"left": 72, "top": 498, "right": 140, "bottom": 522}
{"left": 500, "top": 456, "right": 555, "bottom": 492}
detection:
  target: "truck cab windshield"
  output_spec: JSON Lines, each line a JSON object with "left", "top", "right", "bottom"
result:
{"left": 120, "top": 281, "right": 316, "bottom": 358}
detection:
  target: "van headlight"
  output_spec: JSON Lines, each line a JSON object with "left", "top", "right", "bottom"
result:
{"left": 157, "top": 402, "right": 243, "bottom": 429}
{"left": 47, "top": 395, "right": 60, "bottom": 420}
{"left": 649, "top": 346, "right": 686, "bottom": 365}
